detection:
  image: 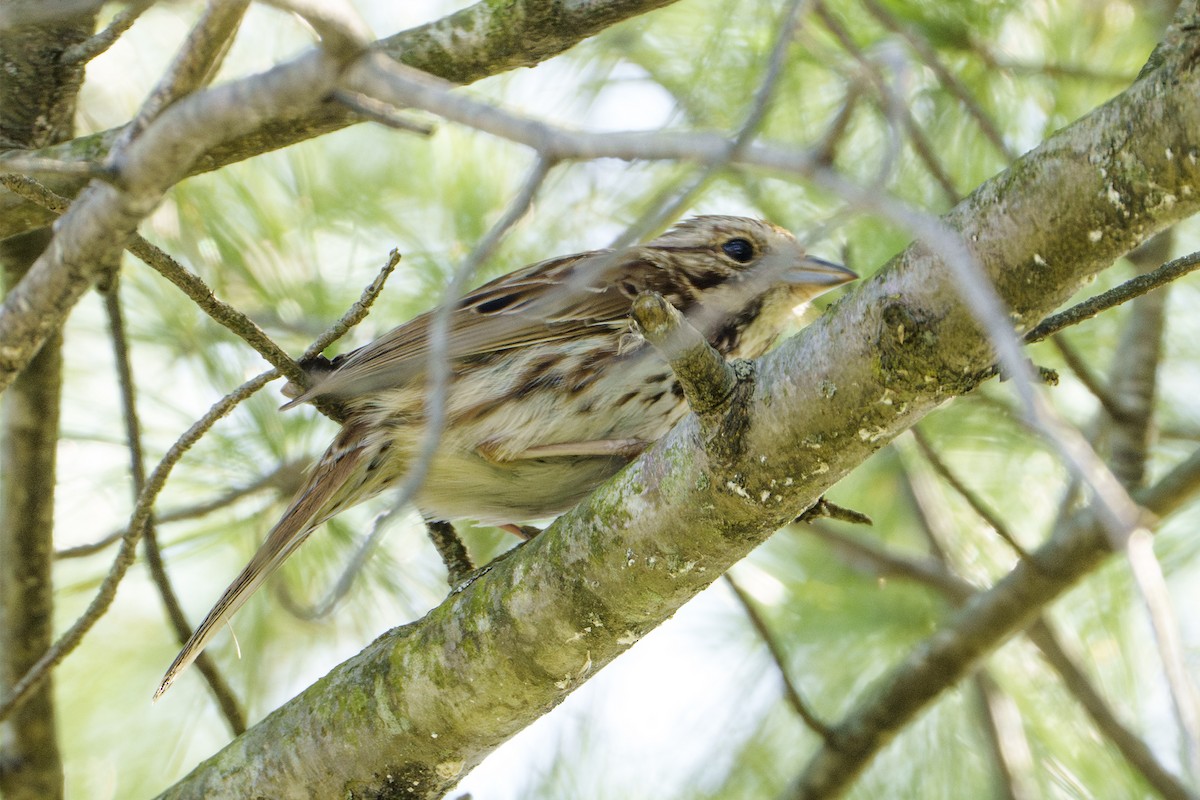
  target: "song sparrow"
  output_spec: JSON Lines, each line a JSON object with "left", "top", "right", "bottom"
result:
{"left": 156, "top": 215, "right": 855, "bottom": 697}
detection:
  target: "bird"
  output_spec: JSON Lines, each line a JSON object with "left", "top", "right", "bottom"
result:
{"left": 155, "top": 215, "right": 856, "bottom": 698}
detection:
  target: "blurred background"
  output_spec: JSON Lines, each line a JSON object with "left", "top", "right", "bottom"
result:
{"left": 24, "top": 0, "right": 1200, "bottom": 797}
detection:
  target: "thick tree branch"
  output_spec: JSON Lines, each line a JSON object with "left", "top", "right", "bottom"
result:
{"left": 0, "top": 0, "right": 682, "bottom": 241}
{"left": 157, "top": 32, "right": 1200, "bottom": 799}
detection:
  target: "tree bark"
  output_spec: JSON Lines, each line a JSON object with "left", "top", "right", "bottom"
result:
{"left": 156, "top": 19, "right": 1200, "bottom": 800}
{"left": 0, "top": 9, "right": 94, "bottom": 799}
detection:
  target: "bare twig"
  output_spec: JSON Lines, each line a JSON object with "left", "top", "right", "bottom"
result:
{"left": 1100, "top": 231, "right": 1200, "bottom": 779}
{"left": 1024, "top": 251, "right": 1200, "bottom": 344}
{"left": 280, "top": 159, "right": 549, "bottom": 617}
{"left": 859, "top": 0, "right": 1015, "bottom": 160}
{"left": 1027, "top": 618, "right": 1197, "bottom": 800}
{"left": 55, "top": 459, "right": 308, "bottom": 559}
{"left": 60, "top": 0, "right": 153, "bottom": 64}
{"left": 0, "top": 173, "right": 71, "bottom": 213}
{"left": 111, "top": 0, "right": 251, "bottom": 153}
{"left": 0, "top": 371, "right": 275, "bottom": 721}
{"left": 125, "top": 235, "right": 305, "bottom": 384}
{"left": 332, "top": 89, "right": 435, "bottom": 135}
{"left": 426, "top": 520, "right": 476, "bottom": 588}
{"left": 343, "top": 55, "right": 829, "bottom": 174}
{"left": 0, "top": 156, "right": 115, "bottom": 180}
{"left": 1126, "top": 531, "right": 1200, "bottom": 782}
{"left": 611, "top": 0, "right": 812, "bottom": 247}
{"left": 102, "top": 280, "right": 246, "bottom": 734}
{"left": 972, "top": 672, "right": 1037, "bottom": 800}
{"left": 399, "top": 156, "right": 553, "bottom": 566}
{"left": 910, "top": 429, "right": 1033, "bottom": 561}
{"left": 786, "top": 440, "right": 1200, "bottom": 798}
{"left": 302, "top": 247, "right": 402, "bottom": 360}
{"left": 805, "top": 523, "right": 975, "bottom": 600}
{"left": 1050, "top": 335, "right": 1129, "bottom": 422}
{"left": 259, "top": 0, "right": 372, "bottom": 62}
{"left": 813, "top": 1, "right": 961, "bottom": 204}
{"left": 972, "top": 41, "right": 1134, "bottom": 84}
{"left": 0, "top": 172, "right": 401, "bottom": 422}
{"left": 810, "top": 518, "right": 1197, "bottom": 800}
{"left": 723, "top": 573, "right": 833, "bottom": 740}
{"left": 0, "top": 43, "right": 358, "bottom": 393}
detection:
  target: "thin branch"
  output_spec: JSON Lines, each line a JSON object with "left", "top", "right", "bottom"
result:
{"left": 724, "top": 573, "right": 833, "bottom": 739}
{"left": 290, "top": 158, "right": 552, "bottom": 616}
{"left": 111, "top": 0, "right": 252, "bottom": 154}
{"left": 858, "top": 0, "right": 1015, "bottom": 160}
{"left": 0, "top": 19, "right": 367, "bottom": 394}
{"left": 971, "top": 41, "right": 1135, "bottom": 84}
{"left": 804, "top": 523, "right": 975, "bottom": 601}
{"left": 302, "top": 248, "right": 401, "bottom": 360}
{"left": 331, "top": 89, "right": 435, "bottom": 135}
{"left": 1101, "top": 228, "right": 1200, "bottom": 779}
{"left": 342, "top": 55, "right": 828, "bottom": 172}
{"left": 1126, "top": 531, "right": 1200, "bottom": 782}
{"left": 1050, "top": 335, "right": 1129, "bottom": 422}
{"left": 426, "top": 520, "right": 476, "bottom": 588}
{"left": 125, "top": 235, "right": 305, "bottom": 384}
{"left": 0, "top": 173, "right": 402, "bottom": 422}
{"left": 786, "top": 441, "right": 1200, "bottom": 798}
{"left": 1024, "top": 251, "right": 1200, "bottom": 344}
{"left": 811, "top": 519, "right": 1198, "bottom": 800}
{"left": 1026, "top": 618, "right": 1198, "bottom": 800}
{"left": 0, "top": 174, "right": 299, "bottom": 382}
{"left": 102, "top": 280, "right": 246, "bottom": 734}
{"left": 0, "top": 156, "right": 115, "bottom": 180}
{"left": 399, "top": 156, "right": 553, "bottom": 560}
{"left": 0, "top": 371, "right": 275, "bottom": 721}
{"left": 813, "top": 0, "right": 961, "bottom": 204}
{"left": 972, "top": 672, "right": 1037, "bottom": 800}
{"left": 259, "top": 0, "right": 372, "bottom": 60}
{"left": 61, "top": 0, "right": 154, "bottom": 65}
{"left": 910, "top": 428, "right": 1033, "bottom": 561}
{"left": 899, "top": 435, "right": 1037, "bottom": 797}
{"left": 0, "top": 0, "right": 687, "bottom": 242}
{"left": 610, "top": 0, "right": 812, "bottom": 247}
{"left": 54, "top": 459, "right": 308, "bottom": 559}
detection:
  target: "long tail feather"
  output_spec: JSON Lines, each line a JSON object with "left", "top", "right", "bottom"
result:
{"left": 155, "top": 435, "right": 369, "bottom": 699}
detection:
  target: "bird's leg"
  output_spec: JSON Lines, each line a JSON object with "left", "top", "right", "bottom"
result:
{"left": 499, "top": 523, "right": 543, "bottom": 540}
{"left": 424, "top": 519, "right": 475, "bottom": 587}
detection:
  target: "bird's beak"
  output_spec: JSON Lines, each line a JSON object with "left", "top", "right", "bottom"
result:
{"left": 787, "top": 255, "right": 858, "bottom": 287}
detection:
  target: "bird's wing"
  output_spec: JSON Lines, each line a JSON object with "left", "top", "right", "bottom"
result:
{"left": 288, "top": 249, "right": 672, "bottom": 404}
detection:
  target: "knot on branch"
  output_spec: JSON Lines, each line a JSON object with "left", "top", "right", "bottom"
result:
{"left": 630, "top": 291, "right": 755, "bottom": 460}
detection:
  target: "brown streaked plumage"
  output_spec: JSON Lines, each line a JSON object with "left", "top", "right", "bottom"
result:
{"left": 156, "top": 216, "right": 856, "bottom": 698}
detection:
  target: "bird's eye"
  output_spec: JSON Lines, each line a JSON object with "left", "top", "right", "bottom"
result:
{"left": 721, "top": 238, "right": 755, "bottom": 264}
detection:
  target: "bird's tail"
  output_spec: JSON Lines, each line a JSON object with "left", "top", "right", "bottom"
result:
{"left": 155, "top": 428, "right": 371, "bottom": 699}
